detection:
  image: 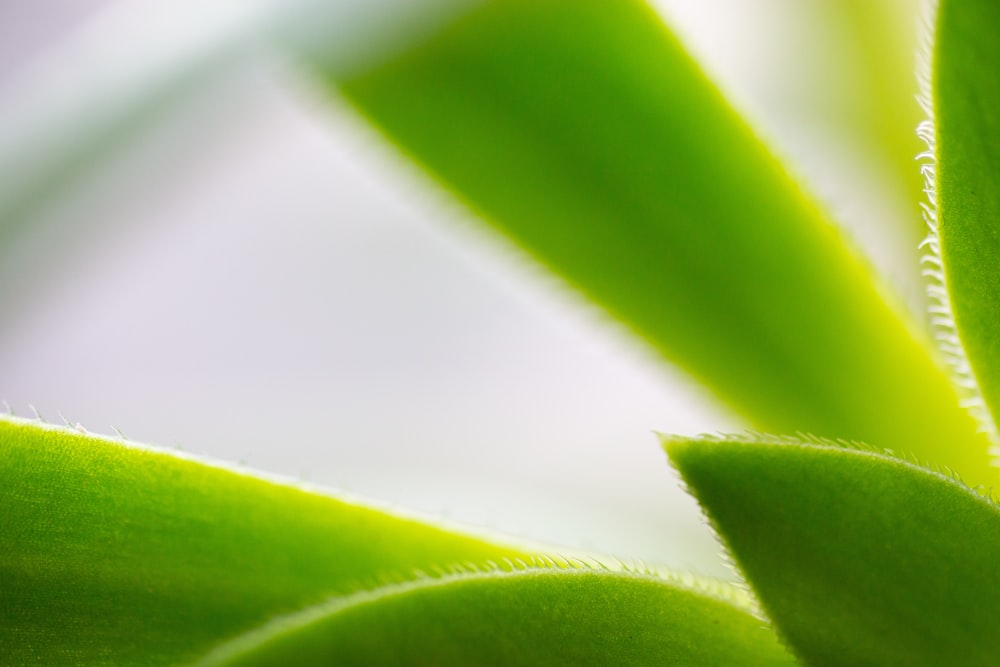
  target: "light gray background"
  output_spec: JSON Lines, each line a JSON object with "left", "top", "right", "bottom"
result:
{"left": 0, "top": 0, "right": 922, "bottom": 576}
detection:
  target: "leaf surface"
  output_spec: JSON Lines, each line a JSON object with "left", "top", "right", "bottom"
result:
{"left": 195, "top": 567, "right": 797, "bottom": 667}
{"left": 318, "top": 0, "right": 991, "bottom": 483}
{"left": 932, "top": 0, "right": 1000, "bottom": 429}
{"left": 666, "top": 434, "right": 1000, "bottom": 666}
{"left": 0, "top": 416, "right": 530, "bottom": 666}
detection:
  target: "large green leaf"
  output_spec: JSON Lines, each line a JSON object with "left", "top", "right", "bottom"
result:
{"left": 931, "top": 0, "right": 1000, "bottom": 430}
{"left": 0, "top": 416, "right": 530, "bottom": 666}
{"left": 195, "top": 567, "right": 797, "bottom": 666}
{"left": 665, "top": 434, "right": 1000, "bottom": 666}
{"left": 310, "top": 0, "right": 991, "bottom": 483}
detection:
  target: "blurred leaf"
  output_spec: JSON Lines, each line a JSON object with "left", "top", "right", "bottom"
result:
{"left": 665, "top": 434, "right": 1000, "bottom": 666}
{"left": 932, "top": 0, "right": 1000, "bottom": 430}
{"left": 310, "top": 0, "right": 992, "bottom": 484}
{"left": 195, "top": 567, "right": 796, "bottom": 667}
{"left": 832, "top": 0, "right": 927, "bottom": 231}
{"left": 0, "top": 416, "right": 530, "bottom": 666}
{"left": 0, "top": 3, "right": 261, "bottom": 235}
{"left": 0, "top": 2, "right": 276, "bottom": 322}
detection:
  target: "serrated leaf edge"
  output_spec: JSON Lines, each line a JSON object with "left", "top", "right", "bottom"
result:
{"left": 914, "top": 0, "right": 1000, "bottom": 451}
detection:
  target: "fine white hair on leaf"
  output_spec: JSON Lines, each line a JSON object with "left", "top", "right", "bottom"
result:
{"left": 661, "top": 429, "right": 1000, "bottom": 502}
{"left": 188, "top": 562, "right": 759, "bottom": 667}
{"left": 914, "top": 0, "right": 1000, "bottom": 452}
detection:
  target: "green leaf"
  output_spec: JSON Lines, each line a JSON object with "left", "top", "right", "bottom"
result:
{"left": 195, "top": 567, "right": 797, "bottom": 667}
{"left": 1, "top": 416, "right": 530, "bottom": 666}
{"left": 665, "top": 434, "right": 1000, "bottom": 666}
{"left": 931, "top": 0, "right": 1000, "bottom": 430}
{"left": 312, "top": 0, "right": 991, "bottom": 483}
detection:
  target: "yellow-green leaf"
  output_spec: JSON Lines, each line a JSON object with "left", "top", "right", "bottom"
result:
{"left": 308, "top": 0, "right": 991, "bottom": 484}
{"left": 1, "top": 416, "right": 529, "bottom": 666}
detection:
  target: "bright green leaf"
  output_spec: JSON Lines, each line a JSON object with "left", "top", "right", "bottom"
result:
{"left": 0, "top": 416, "right": 530, "bottom": 666}
{"left": 931, "top": 0, "right": 1000, "bottom": 430}
{"left": 309, "top": 0, "right": 991, "bottom": 484}
{"left": 665, "top": 434, "right": 1000, "bottom": 666}
{"left": 195, "top": 567, "right": 796, "bottom": 667}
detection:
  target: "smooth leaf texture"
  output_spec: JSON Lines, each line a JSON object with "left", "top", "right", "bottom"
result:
{"left": 195, "top": 568, "right": 797, "bottom": 667}
{"left": 933, "top": 0, "right": 1000, "bottom": 427}
{"left": 0, "top": 4, "right": 261, "bottom": 278}
{"left": 317, "top": 0, "right": 992, "bottom": 484}
{"left": 834, "top": 0, "right": 927, "bottom": 237}
{"left": 666, "top": 434, "right": 1000, "bottom": 666}
{"left": 0, "top": 416, "right": 531, "bottom": 666}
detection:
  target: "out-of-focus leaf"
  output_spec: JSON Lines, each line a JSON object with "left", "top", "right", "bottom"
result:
{"left": 665, "top": 434, "right": 1000, "bottom": 666}
{"left": 829, "top": 0, "right": 927, "bottom": 235}
{"left": 844, "top": 0, "right": 925, "bottom": 169}
{"left": 195, "top": 567, "right": 797, "bottom": 667}
{"left": 0, "top": 2, "right": 261, "bottom": 237}
{"left": 310, "top": 0, "right": 991, "bottom": 484}
{"left": 0, "top": 0, "right": 466, "bottom": 253}
{"left": 0, "top": 416, "right": 530, "bottom": 666}
{"left": 931, "top": 0, "right": 1000, "bottom": 430}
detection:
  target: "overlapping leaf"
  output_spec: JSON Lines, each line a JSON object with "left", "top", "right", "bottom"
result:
{"left": 0, "top": 417, "right": 530, "bottom": 666}
{"left": 7, "top": 1, "right": 1000, "bottom": 665}
{"left": 195, "top": 568, "right": 795, "bottom": 667}
{"left": 666, "top": 434, "right": 1000, "bottom": 666}
{"left": 305, "top": 0, "right": 992, "bottom": 484}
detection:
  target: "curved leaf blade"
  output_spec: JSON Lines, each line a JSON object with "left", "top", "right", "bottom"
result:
{"left": 196, "top": 567, "right": 797, "bottom": 667}
{"left": 666, "top": 434, "right": 1000, "bottom": 666}
{"left": 932, "top": 0, "right": 1000, "bottom": 429}
{"left": 316, "top": 0, "right": 990, "bottom": 482}
{"left": 0, "top": 416, "right": 529, "bottom": 666}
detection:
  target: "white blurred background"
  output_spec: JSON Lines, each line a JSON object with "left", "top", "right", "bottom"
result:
{"left": 0, "top": 0, "right": 925, "bottom": 577}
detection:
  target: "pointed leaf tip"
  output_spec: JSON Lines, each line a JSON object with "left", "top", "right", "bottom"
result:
{"left": 668, "top": 435, "right": 1000, "bottom": 666}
